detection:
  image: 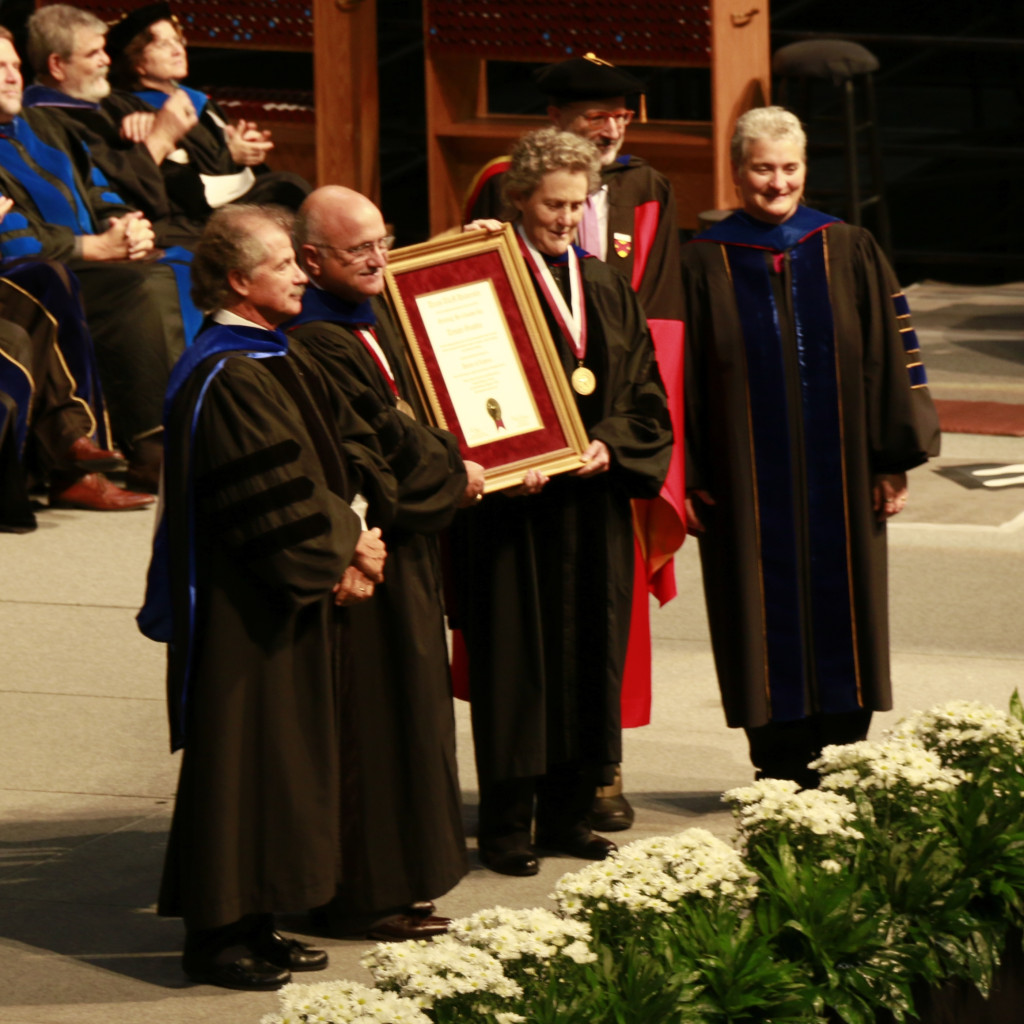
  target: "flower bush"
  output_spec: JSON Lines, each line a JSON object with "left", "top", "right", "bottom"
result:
{"left": 261, "top": 696, "right": 1024, "bottom": 1024}
{"left": 553, "top": 828, "right": 758, "bottom": 947}
{"left": 259, "top": 979, "right": 431, "bottom": 1024}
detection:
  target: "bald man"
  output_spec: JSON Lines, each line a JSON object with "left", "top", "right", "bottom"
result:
{"left": 288, "top": 186, "right": 483, "bottom": 940}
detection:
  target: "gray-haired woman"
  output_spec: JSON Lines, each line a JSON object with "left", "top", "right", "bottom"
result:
{"left": 455, "top": 127, "right": 673, "bottom": 876}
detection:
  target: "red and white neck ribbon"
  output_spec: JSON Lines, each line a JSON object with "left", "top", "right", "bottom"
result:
{"left": 516, "top": 224, "right": 587, "bottom": 362}
{"left": 356, "top": 327, "right": 399, "bottom": 399}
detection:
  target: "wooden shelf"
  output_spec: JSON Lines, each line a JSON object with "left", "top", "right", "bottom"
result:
{"left": 423, "top": 0, "right": 771, "bottom": 233}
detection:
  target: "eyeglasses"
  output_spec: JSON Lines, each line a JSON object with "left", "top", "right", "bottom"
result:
{"left": 580, "top": 109, "right": 635, "bottom": 128}
{"left": 145, "top": 32, "right": 187, "bottom": 53}
{"left": 316, "top": 236, "right": 395, "bottom": 263}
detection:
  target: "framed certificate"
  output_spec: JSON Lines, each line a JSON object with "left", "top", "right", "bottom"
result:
{"left": 384, "top": 223, "right": 589, "bottom": 491}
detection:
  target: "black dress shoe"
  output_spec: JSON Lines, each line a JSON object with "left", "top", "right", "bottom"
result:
{"left": 367, "top": 913, "right": 450, "bottom": 941}
{"left": 250, "top": 929, "right": 328, "bottom": 972}
{"left": 589, "top": 792, "right": 636, "bottom": 832}
{"left": 536, "top": 830, "right": 617, "bottom": 860}
{"left": 479, "top": 845, "right": 540, "bottom": 876}
{"left": 408, "top": 900, "right": 436, "bottom": 918}
{"left": 183, "top": 954, "right": 291, "bottom": 990}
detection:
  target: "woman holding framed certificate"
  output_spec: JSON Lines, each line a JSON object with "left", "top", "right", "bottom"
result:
{"left": 454, "top": 128, "right": 673, "bottom": 876}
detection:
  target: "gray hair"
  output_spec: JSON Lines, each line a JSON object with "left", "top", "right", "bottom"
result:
{"left": 190, "top": 204, "right": 294, "bottom": 312}
{"left": 501, "top": 127, "right": 601, "bottom": 215}
{"left": 730, "top": 106, "right": 807, "bottom": 167}
{"left": 26, "top": 5, "right": 107, "bottom": 75}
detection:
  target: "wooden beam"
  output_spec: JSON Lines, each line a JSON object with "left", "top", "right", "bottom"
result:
{"left": 710, "top": 0, "right": 772, "bottom": 208}
{"left": 313, "top": 0, "right": 380, "bottom": 201}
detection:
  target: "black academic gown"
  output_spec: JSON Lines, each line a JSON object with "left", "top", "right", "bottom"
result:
{"left": 467, "top": 152, "right": 687, "bottom": 724}
{"left": 104, "top": 89, "right": 310, "bottom": 212}
{"left": 450, "top": 252, "right": 673, "bottom": 786}
{"left": 0, "top": 388, "right": 32, "bottom": 531}
{"left": 0, "top": 109, "right": 191, "bottom": 445}
{"left": 22, "top": 87, "right": 205, "bottom": 249}
{"left": 0, "top": 274, "right": 94, "bottom": 474}
{"left": 146, "top": 322, "right": 395, "bottom": 930}
{"left": 682, "top": 209, "right": 941, "bottom": 730}
{"left": 287, "top": 291, "right": 469, "bottom": 915}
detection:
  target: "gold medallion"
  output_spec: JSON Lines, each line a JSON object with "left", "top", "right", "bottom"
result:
{"left": 571, "top": 365, "right": 596, "bottom": 396}
{"left": 396, "top": 398, "right": 415, "bottom": 418}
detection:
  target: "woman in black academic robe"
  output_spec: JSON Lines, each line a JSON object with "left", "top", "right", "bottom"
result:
{"left": 456, "top": 127, "right": 672, "bottom": 876}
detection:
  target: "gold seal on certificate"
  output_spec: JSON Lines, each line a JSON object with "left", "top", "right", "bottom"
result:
{"left": 395, "top": 398, "right": 415, "bottom": 418}
{"left": 486, "top": 397, "right": 505, "bottom": 430}
{"left": 571, "top": 365, "right": 596, "bottom": 396}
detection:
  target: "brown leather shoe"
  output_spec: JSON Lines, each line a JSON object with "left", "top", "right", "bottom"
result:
{"left": 65, "top": 436, "right": 127, "bottom": 474}
{"left": 589, "top": 792, "right": 636, "bottom": 832}
{"left": 366, "top": 913, "right": 450, "bottom": 941}
{"left": 50, "top": 473, "right": 156, "bottom": 511}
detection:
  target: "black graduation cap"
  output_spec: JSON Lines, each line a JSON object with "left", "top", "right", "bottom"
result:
{"left": 533, "top": 54, "right": 646, "bottom": 103}
{"left": 105, "top": 2, "right": 174, "bottom": 62}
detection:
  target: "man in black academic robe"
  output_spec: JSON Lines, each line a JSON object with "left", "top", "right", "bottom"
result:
{"left": 0, "top": 263, "right": 154, "bottom": 515}
{"left": 23, "top": 2, "right": 205, "bottom": 248}
{"left": 0, "top": 29, "right": 198, "bottom": 486}
{"left": 138, "top": 204, "right": 394, "bottom": 990}
{"left": 288, "top": 185, "right": 482, "bottom": 939}
{"left": 682, "top": 107, "right": 940, "bottom": 785}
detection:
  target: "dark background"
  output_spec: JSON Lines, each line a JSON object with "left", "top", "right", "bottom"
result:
{"left": 3, "top": 0, "right": 1021, "bottom": 283}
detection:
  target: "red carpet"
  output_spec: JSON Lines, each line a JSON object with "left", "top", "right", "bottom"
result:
{"left": 934, "top": 399, "right": 1024, "bottom": 437}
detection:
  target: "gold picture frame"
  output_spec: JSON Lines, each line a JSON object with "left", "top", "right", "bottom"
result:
{"left": 384, "top": 223, "right": 589, "bottom": 492}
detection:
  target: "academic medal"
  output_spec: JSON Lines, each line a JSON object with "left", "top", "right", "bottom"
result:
{"left": 571, "top": 365, "right": 596, "bottom": 395}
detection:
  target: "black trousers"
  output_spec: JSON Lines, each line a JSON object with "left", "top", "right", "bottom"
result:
{"left": 478, "top": 760, "right": 599, "bottom": 851}
{"left": 72, "top": 260, "right": 185, "bottom": 446}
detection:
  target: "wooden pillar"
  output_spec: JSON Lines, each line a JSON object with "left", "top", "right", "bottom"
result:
{"left": 710, "top": 0, "right": 772, "bottom": 208}
{"left": 424, "top": 50, "right": 488, "bottom": 236}
{"left": 313, "top": 0, "right": 380, "bottom": 201}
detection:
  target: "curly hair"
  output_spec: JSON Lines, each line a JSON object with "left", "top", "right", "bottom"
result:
{"left": 190, "top": 204, "right": 294, "bottom": 312}
{"left": 500, "top": 127, "right": 601, "bottom": 216}
{"left": 108, "top": 18, "right": 185, "bottom": 90}
{"left": 730, "top": 106, "right": 807, "bottom": 167}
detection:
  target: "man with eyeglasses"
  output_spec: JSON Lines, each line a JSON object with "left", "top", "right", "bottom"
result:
{"left": 465, "top": 54, "right": 687, "bottom": 834}
{"left": 286, "top": 185, "right": 484, "bottom": 941}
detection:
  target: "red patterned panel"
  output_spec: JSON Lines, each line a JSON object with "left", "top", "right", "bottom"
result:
{"left": 391, "top": 249, "right": 571, "bottom": 465}
{"left": 38, "top": 0, "right": 313, "bottom": 50}
{"left": 425, "top": 0, "right": 711, "bottom": 66}
{"left": 205, "top": 87, "right": 315, "bottom": 124}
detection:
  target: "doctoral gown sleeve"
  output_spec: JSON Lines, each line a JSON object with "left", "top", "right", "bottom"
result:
{"left": 627, "top": 168, "right": 685, "bottom": 326}
{"left": 680, "top": 242, "right": 715, "bottom": 494}
{"left": 193, "top": 356, "right": 363, "bottom": 607}
{"left": 851, "top": 228, "right": 941, "bottom": 472}
{"left": 347, "top": 386, "right": 467, "bottom": 533}
{"left": 586, "top": 270, "right": 673, "bottom": 499}
{"left": 288, "top": 337, "right": 399, "bottom": 532}
{"left": 291, "top": 323, "right": 467, "bottom": 534}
